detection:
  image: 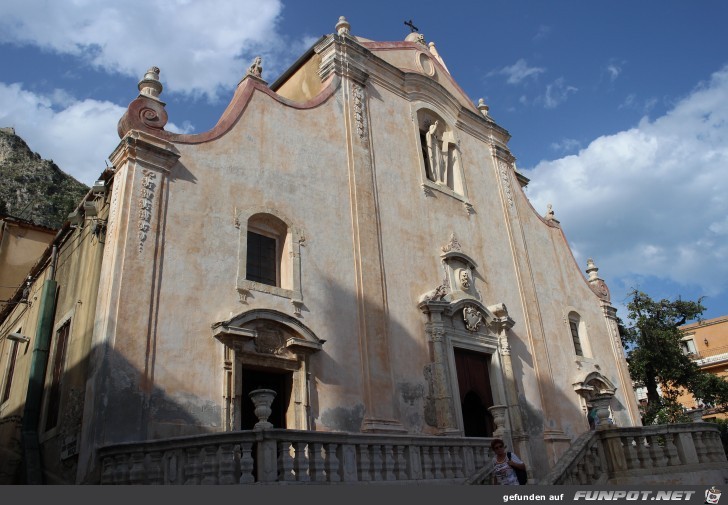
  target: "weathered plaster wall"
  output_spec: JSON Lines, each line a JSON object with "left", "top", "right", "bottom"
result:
{"left": 78, "top": 32, "right": 639, "bottom": 482}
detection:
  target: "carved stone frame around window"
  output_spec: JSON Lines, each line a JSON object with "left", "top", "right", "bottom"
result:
{"left": 564, "top": 306, "right": 593, "bottom": 360}
{"left": 236, "top": 206, "right": 304, "bottom": 315}
{"left": 411, "top": 103, "right": 472, "bottom": 208}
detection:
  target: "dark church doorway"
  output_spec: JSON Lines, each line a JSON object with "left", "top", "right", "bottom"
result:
{"left": 454, "top": 348, "right": 495, "bottom": 437}
{"left": 240, "top": 367, "right": 292, "bottom": 430}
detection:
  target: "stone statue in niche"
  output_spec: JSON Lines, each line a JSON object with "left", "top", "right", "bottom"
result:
{"left": 463, "top": 306, "right": 484, "bottom": 332}
{"left": 424, "top": 120, "right": 459, "bottom": 187}
{"left": 425, "top": 121, "right": 441, "bottom": 183}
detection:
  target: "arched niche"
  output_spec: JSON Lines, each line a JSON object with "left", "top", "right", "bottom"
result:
{"left": 413, "top": 107, "right": 467, "bottom": 198}
{"left": 573, "top": 371, "right": 618, "bottom": 429}
{"left": 212, "top": 309, "right": 324, "bottom": 431}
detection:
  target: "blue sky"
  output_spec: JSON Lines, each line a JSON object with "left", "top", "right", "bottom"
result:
{"left": 1, "top": 0, "right": 727, "bottom": 322}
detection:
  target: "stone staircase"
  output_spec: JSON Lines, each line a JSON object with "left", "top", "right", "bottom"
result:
{"left": 540, "top": 423, "right": 727, "bottom": 485}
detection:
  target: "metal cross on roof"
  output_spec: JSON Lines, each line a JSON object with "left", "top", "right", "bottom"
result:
{"left": 404, "top": 19, "right": 419, "bottom": 33}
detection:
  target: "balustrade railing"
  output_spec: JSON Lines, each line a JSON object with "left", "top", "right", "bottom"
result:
{"left": 98, "top": 429, "right": 494, "bottom": 485}
{"left": 98, "top": 423, "right": 726, "bottom": 485}
{"left": 541, "top": 423, "right": 726, "bottom": 485}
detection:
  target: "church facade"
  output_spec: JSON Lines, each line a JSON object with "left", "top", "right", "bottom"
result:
{"left": 0, "top": 18, "right": 643, "bottom": 484}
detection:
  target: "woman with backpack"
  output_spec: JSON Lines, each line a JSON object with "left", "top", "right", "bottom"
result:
{"left": 491, "top": 438, "right": 527, "bottom": 485}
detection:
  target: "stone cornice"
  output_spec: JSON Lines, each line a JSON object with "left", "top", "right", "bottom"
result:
{"left": 316, "top": 34, "right": 371, "bottom": 85}
{"left": 117, "top": 72, "right": 339, "bottom": 146}
{"left": 109, "top": 130, "right": 180, "bottom": 173}
{"left": 681, "top": 316, "right": 728, "bottom": 331}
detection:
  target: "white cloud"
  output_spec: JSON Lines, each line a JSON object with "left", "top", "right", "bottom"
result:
{"left": 540, "top": 78, "right": 578, "bottom": 108}
{"left": 619, "top": 93, "right": 658, "bottom": 114}
{"left": 491, "top": 59, "right": 545, "bottom": 85}
{"left": 606, "top": 64, "right": 621, "bottom": 81}
{"left": 603, "top": 59, "right": 626, "bottom": 83}
{"left": 550, "top": 138, "right": 582, "bottom": 153}
{"left": 0, "top": 82, "right": 189, "bottom": 185}
{"left": 0, "top": 0, "right": 284, "bottom": 100}
{"left": 525, "top": 66, "right": 728, "bottom": 297}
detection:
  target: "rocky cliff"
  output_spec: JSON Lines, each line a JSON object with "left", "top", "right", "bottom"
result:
{"left": 0, "top": 127, "right": 89, "bottom": 229}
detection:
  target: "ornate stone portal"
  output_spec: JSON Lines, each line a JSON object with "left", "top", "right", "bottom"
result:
{"left": 417, "top": 234, "right": 523, "bottom": 448}
{"left": 212, "top": 309, "right": 324, "bottom": 431}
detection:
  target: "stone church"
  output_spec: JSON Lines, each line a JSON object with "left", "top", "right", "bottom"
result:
{"left": 11, "top": 17, "right": 714, "bottom": 485}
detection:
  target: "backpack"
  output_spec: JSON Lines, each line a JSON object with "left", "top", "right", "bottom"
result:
{"left": 508, "top": 452, "right": 528, "bottom": 485}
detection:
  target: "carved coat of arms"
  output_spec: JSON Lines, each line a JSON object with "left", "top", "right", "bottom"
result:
{"left": 255, "top": 325, "right": 285, "bottom": 355}
{"left": 463, "top": 306, "right": 484, "bottom": 332}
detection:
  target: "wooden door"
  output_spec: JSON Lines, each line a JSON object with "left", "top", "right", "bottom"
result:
{"left": 454, "top": 348, "right": 495, "bottom": 437}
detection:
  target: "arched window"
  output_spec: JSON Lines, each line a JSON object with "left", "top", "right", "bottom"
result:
{"left": 237, "top": 210, "right": 304, "bottom": 313}
{"left": 568, "top": 312, "right": 585, "bottom": 357}
{"left": 246, "top": 213, "right": 289, "bottom": 288}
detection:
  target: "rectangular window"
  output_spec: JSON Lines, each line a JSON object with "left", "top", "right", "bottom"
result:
{"left": 45, "top": 320, "right": 70, "bottom": 431}
{"left": 2, "top": 337, "right": 20, "bottom": 404}
{"left": 680, "top": 339, "right": 697, "bottom": 356}
{"left": 246, "top": 231, "right": 277, "bottom": 286}
{"left": 570, "top": 321, "right": 583, "bottom": 356}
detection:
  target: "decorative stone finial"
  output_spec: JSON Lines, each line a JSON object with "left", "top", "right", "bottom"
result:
{"left": 336, "top": 16, "right": 351, "bottom": 36}
{"left": 545, "top": 203, "right": 555, "bottom": 220}
{"left": 247, "top": 56, "right": 263, "bottom": 78}
{"left": 586, "top": 258, "right": 599, "bottom": 281}
{"left": 586, "top": 258, "right": 611, "bottom": 302}
{"left": 118, "top": 66, "right": 169, "bottom": 137}
{"left": 428, "top": 41, "right": 449, "bottom": 73}
{"left": 138, "top": 66, "right": 164, "bottom": 102}
{"left": 441, "top": 232, "right": 462, "bottom": 253}
{"left": 477, "top": 98, "right": 490, "bottom": 117}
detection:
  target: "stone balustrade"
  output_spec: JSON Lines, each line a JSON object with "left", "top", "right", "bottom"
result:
{"left": 98, "top": 429, "right": 494, "bottom": 485}
{"left": 541, "top": 423, "right": 727, "bottom": 485}
{"left": 98, "top": 423, "right": 727, "bottom": 485}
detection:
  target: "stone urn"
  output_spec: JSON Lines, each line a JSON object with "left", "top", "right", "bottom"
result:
{"left": 249, "top": 388, "right": 277, "bottom": 430}
{"left": 688, "top": 408, "right": 705, "bottom": 422}
{"left": 590, "top": 393, "right": 614, "bottom": 430}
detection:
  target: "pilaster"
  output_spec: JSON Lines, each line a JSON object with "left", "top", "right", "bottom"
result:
{"left": 602, "top": 301, "right": 642, "bottom": 427}
{"left": 419, "top": 302, "right": 459, "bottom": 435}
{"left": 77, "top": 130, "right": 179, "bottom": 482}
{"left": 490, "top": 305, "right": 532, "bottom": 473}
{"left": 490, "top": 145, "right": 569, "bottom": 463}
{"left": 319, "top": 34, "right": 405, "bottom": 433}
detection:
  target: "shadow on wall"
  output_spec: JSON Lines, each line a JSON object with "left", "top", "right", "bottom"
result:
{"left": 0, "top": 342, "right": 214, "bottom": 484}
{"left": 0, "top": 254, "right": 623, "bottom": 484}
{"left": 308, "top": 273, "right": 434, "bottom": 435}
{"left": 508, "top": 328, "right": 629, "bottom": 473}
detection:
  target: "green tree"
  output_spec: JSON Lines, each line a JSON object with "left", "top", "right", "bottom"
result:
{"left": 620, "top": 290, "right": 728, "bottom": 424}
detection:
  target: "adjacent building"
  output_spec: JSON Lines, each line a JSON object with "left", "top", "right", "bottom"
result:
{"left": 678, "top": 315, "right": 728, "bottom": 420}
